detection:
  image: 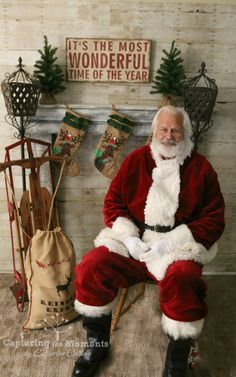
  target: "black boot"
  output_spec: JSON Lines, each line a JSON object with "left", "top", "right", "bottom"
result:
{"left": 163, "top": 337, "right": 191, "bottom": 377}
{"left": 71, "top": 314, "right": 112, "bottom": 377}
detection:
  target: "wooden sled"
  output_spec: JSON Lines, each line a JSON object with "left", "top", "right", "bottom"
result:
{"left": 1, "top": 138, "right": 64, "bottom": 311}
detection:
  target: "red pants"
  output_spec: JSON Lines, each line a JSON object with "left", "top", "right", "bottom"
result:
{"left": 74, "top": 246, "right": 207, "bottom": 322}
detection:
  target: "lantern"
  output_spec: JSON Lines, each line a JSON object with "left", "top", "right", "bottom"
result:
{"left": 1, "top": 57, "right": 41, "bottom": 190}
{"left": 184, "top": 62, "right": 218, "bottom": 151}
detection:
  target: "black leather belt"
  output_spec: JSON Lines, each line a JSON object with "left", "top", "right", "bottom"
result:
{"left": 134, "top": 220, "right": 174, "bottom": 233}
{"left": 144, "top": 224, "right": 172, "bottom": 233}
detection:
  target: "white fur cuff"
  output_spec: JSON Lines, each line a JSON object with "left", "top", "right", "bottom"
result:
{"left": 161, "top": 314, "right": 204, "bottom": 340}
{"left": 166, "top": 224, "right": 195, "bottom": 246}
{"left": 112, "top": 216, "right": 139, "bottom": 241}
{"left": 93, "top": 216, "right": 139, "bottom": 257}
{"left": 74, "top": 297, "right": 117, "bottom": 317}
{"left": 142, "top": 225, "right": 218, "bottom": 280}
{"left": 143, "top": 241, "right": 217, "bottom": 281}
{"left": 94, "top": 227, "right": 129, "bottom": 257}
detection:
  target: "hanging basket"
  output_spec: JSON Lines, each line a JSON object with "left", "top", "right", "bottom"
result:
{"left": 183, "top": 62, "right": 218, "bottom": 123}
{"left": 184, "top": 86, "right": 217, "bottom": 123}
{"left": 1, "top": 57, "right": 41, "bottom": 117}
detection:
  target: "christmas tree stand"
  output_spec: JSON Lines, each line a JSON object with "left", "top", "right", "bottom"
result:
{"left": 39, "top": 92, "right": 57, "bottom": 105}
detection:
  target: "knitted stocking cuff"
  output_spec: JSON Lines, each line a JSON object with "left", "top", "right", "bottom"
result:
{"left": 53, "top": 108, "right": 91, "bottom": 176}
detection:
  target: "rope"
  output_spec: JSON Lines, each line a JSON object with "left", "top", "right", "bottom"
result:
{"left": 47, "top": 160, "right": 66, "bottom": 231}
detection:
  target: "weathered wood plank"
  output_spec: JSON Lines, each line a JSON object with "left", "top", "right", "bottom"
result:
{"left": 0, "top": 1, "right": 236, "bottom": 272}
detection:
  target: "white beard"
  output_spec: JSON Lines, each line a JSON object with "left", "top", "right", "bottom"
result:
{"left": 150, "top": 137, "right": 194, "bottom": 165}
{"left": 157, "top": 141, "right": 181, "bottom": 158}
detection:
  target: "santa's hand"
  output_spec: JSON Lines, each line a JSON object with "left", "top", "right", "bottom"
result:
{"left": 123, "top": 236, "right": 150, "bottom": 260}
{"left": 139, "top": 238, "right": 173, "bottom": 263}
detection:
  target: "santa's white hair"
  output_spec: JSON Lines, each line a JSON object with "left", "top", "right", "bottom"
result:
{"left": 151, "top": 105, "right": 192, "bottom": 140}
{"left": 150, "top": 105, "right": 194, "bottom": 165}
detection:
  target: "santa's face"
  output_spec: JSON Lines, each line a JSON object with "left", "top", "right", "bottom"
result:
{"left": 153, "top": 112, "right": 185, "bottom": 158}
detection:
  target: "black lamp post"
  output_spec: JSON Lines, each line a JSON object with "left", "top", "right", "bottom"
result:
{"left": 1, "top": 57, "right": 41, "bottom": 190}
{"left": 183, "top": 62, "right": 218, "bottom": 152}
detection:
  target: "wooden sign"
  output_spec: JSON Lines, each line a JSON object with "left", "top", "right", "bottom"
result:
{"left": 66, "top": 38, "right": 151, "bottom": 83}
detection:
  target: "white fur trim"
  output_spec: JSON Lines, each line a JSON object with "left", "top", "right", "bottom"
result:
{"left": 93, "top": 217, "right": 139, "bottom": 257}
{"left": 142, "top": 224, "right": 195, "bottom": 246}
{"left": 164, "top": 224, "right": 195, "bottom": 245}
{"left": 94, "top": 227, "right": 129, "bottom": 257}
{"left": 144, "top": 159, "right": 180, "bottom": 227}
{"left": 142, "top": 226, "right": 218, "bottom": 280}
{"left": 112, "top": 216, "right": 139, "bottom": 240}
{"left": 144, "top": 240, "right": 217, "bottom": 281}
{"left": 74, "top": 297, "right": 117, "bottom": 317}
{"left": 161, "top": 314, "right": 204, "bottom": 340}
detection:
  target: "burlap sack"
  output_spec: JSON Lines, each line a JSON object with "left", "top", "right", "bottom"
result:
{"left": 23, "top": 160, "right": 79, "bottom": 330}
{"left": 23, "top": 227, "right": 78, "bottom": 330}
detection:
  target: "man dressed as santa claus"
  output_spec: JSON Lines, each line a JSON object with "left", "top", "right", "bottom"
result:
{"left": 72, "top": 105, "right": 225, "bottom": 377}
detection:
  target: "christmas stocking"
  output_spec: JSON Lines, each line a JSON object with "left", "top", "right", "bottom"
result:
{"left": 53, "top": 107, "right": 91, "bottom": 176}
{"left": 94, "top": 107, "right": 135, "bottom": 179}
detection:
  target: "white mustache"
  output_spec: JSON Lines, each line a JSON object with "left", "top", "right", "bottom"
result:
{"left": 161, "top": 140, "right": 177, "bottom": 146}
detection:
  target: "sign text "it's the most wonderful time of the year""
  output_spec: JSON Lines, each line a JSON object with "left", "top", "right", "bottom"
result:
{"left": 66, "top": 38, "right": 151, "bottom": 82}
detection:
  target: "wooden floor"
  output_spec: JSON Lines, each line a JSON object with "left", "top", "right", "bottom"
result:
{"left": 0, "top": 274, "right": 236, "bottom": 377}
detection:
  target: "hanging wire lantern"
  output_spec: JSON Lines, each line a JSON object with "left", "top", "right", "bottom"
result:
{"left": 1, "top": 57, "right": 41, "bottom": 139}
{"left": 183, "top": 62, "right": 218, "bottom": 151}
{"left": 1, "top": 57, "right": 41, "bottom": 191}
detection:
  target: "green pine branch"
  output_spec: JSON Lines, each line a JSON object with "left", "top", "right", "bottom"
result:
{"left": 34, "top": 35, "right": 65, "bottom": 94}
{"left": 151, "top": 40, "right": 186, "bottom": 97}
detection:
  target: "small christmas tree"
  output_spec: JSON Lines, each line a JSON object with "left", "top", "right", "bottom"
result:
{"left": 34, "top": 36, "right": 65, "bottom": 104}
{"left": 151, "top": 40, "right": 186, "bottom": 106}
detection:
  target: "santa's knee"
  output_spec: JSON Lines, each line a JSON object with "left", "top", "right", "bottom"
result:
{"left": 159, "top": 260, "right": 207, "bottom": 336}
{"left": 161, "top": 260, "right": 207, "bottom": 298}
{"left": 74, "top": 246, "right": 118, "bottom": 314}
{"left": 75, "top": 246, "right": 111, "bottom": 281}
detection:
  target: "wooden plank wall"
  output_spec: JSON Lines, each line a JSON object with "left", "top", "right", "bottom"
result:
{"left": 0, "top": 1, "right": 235, "bottom": 273}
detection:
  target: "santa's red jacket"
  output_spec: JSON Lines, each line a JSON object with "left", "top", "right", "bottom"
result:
{"left": 94, "top": 144, "right": 225, "bottom": 280}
